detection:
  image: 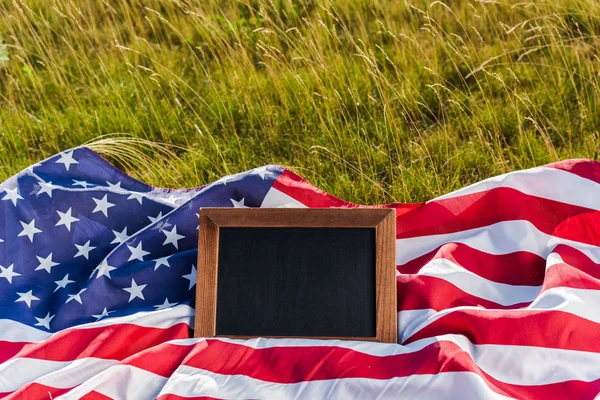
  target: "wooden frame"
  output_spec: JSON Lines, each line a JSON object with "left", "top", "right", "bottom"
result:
{"left": 195, "top": 208, "right": 397, "bottom": 343}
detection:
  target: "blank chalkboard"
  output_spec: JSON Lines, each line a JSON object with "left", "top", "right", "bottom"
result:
{"left": 195, "top": 208, "right": 397, "bottom": 343}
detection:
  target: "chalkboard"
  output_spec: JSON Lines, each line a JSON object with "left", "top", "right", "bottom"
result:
{"left": 195, "top": 208, "right": 397, "bottom": 343}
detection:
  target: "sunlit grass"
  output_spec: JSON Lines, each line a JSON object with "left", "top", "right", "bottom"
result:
{"left": 1, "top": 0, "right": 599, "bottom": 203}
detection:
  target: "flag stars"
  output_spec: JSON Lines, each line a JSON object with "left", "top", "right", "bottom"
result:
{"left": 36, "top": 181, "right": 56, "bottom": 198}
{"left": 96, "top": 260, "right": 116, "bottom": 279}
{"left": 127, "top": 241, "right": 150, "bottom": 262}
{"left": 154, "top": 298, "right": 177, "bottom": 310}
{"left": 123, "top": 278, "right": 146, "bottom": 302}
{"left": 111, "top": 227, "right": 129, "bottom": 245}
{"left": 55, "top": 150, "right": 78, "bottom": 171}
{"left": 92, "top": 194, "right": 115, "bottom": 217}
{"left": 92, "top": 307, "right": 114, "bottom": 321}
{"left": 35, "top": 253, "right": 59, "bottom": 273}
{"left": 106, "top": 181, "right": 122, "bottom": 191}
{"left": 34, "top": 312, "right": 55, "bottom": 330}
{"left": 72, "top": 179, "right": 91, "bottom": 188}
{"left": 2, "top": 187, "right": 23, "bottom": 206}
{"left": 56, "top": 208, "right": 79, "bottom": 231}
{"left": 148, "top": 211, "right": 164, "bottom": 224}
{"left": 162, "top": 226, "right": 185, "bottom": 249}
{"left": 153, "top": 255, "right": 171, "bottom": 271}
{"left": 74, "top": 240, "right": 96, "bottom": 260}
{"left": 182, "top": 265, "right": 196, "bottom": 290}
{"left": 15, "top": 290, "right": 39, "bottom": 308}
{"left": 0, "top": 264, "right": 20, "bottom": 284}
{"left": 164, "top": 195, "right": 181, "bottom": 206}
{"left": 253, "top": 166, "right": 273, "bottom": 180}
{"left": 127, "top": 191, "right": 145, "bottom": 204}
{"left": 18, "top": 219, "right": 42, "bottom": 242}
{"left": 66, "top": 288, "right": 87, "bottom": 304}
{"left": 230, "top": 198, "right": 249, "bottom": 208}
{"left": 54, "top": 274, "right": 75, "bottom": 292}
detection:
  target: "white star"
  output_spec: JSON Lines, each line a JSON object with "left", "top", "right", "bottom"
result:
{"left": 148, "top": 211, "right": 164, "bottom": 223}
{"left": 218, "top": 175, "right": 232, "bottom": 185}
{"left": 96, "top": 259, "right": 116, "bottom": 279}
{"left": 74, "top": 240, "right": 96, "bottom": 259}
{"left": 182, "top": 265, "right": 197, "bottom": 290}
{"left": 154, "top": 255, "right": 171, "bottom": 271}
{"left": 72, "top": 179, "right": 90, "bottom": 188}
{"left": 92, "top": 194, "right": 115, "bottom": 217}
{"left": 123, "top": 278, "right": 146, "bottom": 302}
{"left": 106, "top": 181, "right": 122, "bottom": 190}
{"left": 66, "top": 288, "right": 87, "bottom": 304}
{"left": 91, "top": 307, "right": 114, "bottom": 321}
{"left": 36, "top": 181, "right": 56, "bottom": 198}
{"left": 162, "top": 226, "right": 185, "bottom": 249}
{"left": 54, "top": 274, "right": 75, "bottom": 292}
{"left": 127, "top": 241, "right": 150, "bottom": 262}
{"left": 35, "top": 253, "right": 59, "bottom": 273}
{"left": 164, "top": 195, "right": 181, "bottom": 206}
{"left": 196, "top": 213, "right": 200, "bottom": 230}
{"left": 18, "top": 219, "right": 42, "bottom": 242}
{"left": 56, "top": 150, "right": 78, "bottom": 171}
{"left": 154, "top": 298, "right": 177, "bottom": 310}
{"left": 15, "top": 290, "right": 39, "bottom": 308}
{"left": 230, "top": 198, "right": 249, "bottom": 208}
{"left": 127, "top": 192, "right": 145, "bottom": 204}
{"left": 111, "top": 227, "right": 129, "bottom": 245}
{"left": 56, "top": 208, "right": 79, "bottom": 231}
{"left": 253, "top": 166, "right": 273, "bottom": 180}
{"left": 0, "top": 264, "right": 20, "bottom": 283}
{"left": 34, "top": 312, "right": 55, "bottom": 330}
{"left": 2, "top": 187, "right": 23, "bottom": 206}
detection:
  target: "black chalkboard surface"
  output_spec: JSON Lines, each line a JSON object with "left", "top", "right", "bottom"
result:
{"left": 195, "top": 208, "right": 397, "bottom": 343}
{"left": 216, "top": 227, "right": 376, "bottom": 337}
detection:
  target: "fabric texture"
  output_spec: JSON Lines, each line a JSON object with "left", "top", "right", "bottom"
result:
{"left": 1, "top": 147, "right": 599, "bottom": 399}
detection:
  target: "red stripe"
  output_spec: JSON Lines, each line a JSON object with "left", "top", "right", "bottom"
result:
{"left": 403, "top": 309, "right": 600, "bottom": 352}
{"left": 544, "top": 263, "right": 600, "bottom": 292}
{"left": 395, "top": 187, "right": 600, "bottom": 245}
{"left": 555, "top": 244, "right": 600, "bottom": 280}
{"left": 272, "top": 170, "right": 422, "bottom": 217}
{"left": 397, "top": 274, "right": 529, "bottom": 311}
{"left": 142, "top": 339, "right": 598, "bottom": 400}
{"left": 548, "top": 158, "right": 600, "bottom": 185}
{"left": 397, "top": 242, "right": 546, "bottom": 286}
{"left": 126, "top": 342, "right": 191, "bottom": 378}
{"left": 276, "top": 169, "right": 600, "bottom": 247}
{"left": 0, "top": 383, "right": 70, "bottom": 400}
{"left": 0, "top": 323, "right": 189, "bottom": 364}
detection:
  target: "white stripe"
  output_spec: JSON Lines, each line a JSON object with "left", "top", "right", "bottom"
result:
{"left": 0, "top": 305, "right": 193, "bottom": 343}
{"left": 396, "top": 219, "right": 600, "bottom": 265}
{"left": 417, "top": 258, "right": 542, "bottom": 306}
{"left": 399, "top": 286, "right": 600, "bottom": 342}
{"left": 434, "top": 166, "right": 600, "bottom": 211}
{"left": 168, "top": 336, "right": 432, "bottom": 357}
{"left": 261, "top": 187, "right": 308, "bottom": 208}
{"left": 68, "top": 363, "right": 508, "bottom": 400}
{"left": 0, "top": 357, "right": 116, "bottom": 392}
{"left": 42, "top": 335, "right": 600, "bottom": 398}
{"left": 59, "top": 364, "right": 167, "bottom": 399}
{"left": 398, "top": 309, "right": 437, "bottom": 342}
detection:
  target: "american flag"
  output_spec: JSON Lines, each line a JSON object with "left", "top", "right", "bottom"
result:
{"left": 1, "top": 146, "right": 599, "bottom": 399}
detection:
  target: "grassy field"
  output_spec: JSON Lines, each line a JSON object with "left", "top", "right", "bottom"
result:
{"left": 1, "top": 0, "right": 599, "bottom": 204}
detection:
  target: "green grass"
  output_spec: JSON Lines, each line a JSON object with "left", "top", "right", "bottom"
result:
{"left": 1, "top": 0, "right": 600, "bottom": 204}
